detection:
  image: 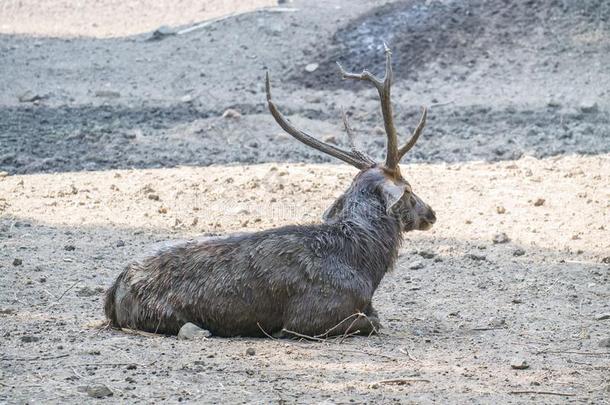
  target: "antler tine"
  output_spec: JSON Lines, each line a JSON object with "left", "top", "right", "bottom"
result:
{"left": 397, "top": 107, "right": 427, "bottom": 159}
{"left": 341, "top": 107, "right": 356, "bottom": 149}
{"left": 265, "top": 72, "right": 371, "bottom": 170}
{"left": 341, "top": 108, "right": 376, "bottom": 166}
{"left": 337, "top": 44, "right": 400, "bottom": 169}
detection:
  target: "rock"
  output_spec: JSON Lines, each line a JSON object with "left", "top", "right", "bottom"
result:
{"left": 489, "top": 317, "right": 506, "bottom": 327}
{"left": 409, "top": 261, "right": 424, "bottom": 270}
{"left": 513, "top": 248, "right": 525, "bottom": 257}
{"left": 601, "top": 257, "right": 610, "bottom": 264}
{"left": 147, "top": 193, "right": 160, "bottom": 201}
{"left": 94, "top": 90, "right": 121, "bottom": 98}
{"left": 86, "top": 384, "right": 113, "bottom": 398}
{"left": 158, "top": 207, "right": 168, "bottom": 214}
{"left": 373, "top": 126, "right": 385, "bottom": 136}
{"left": 116, "top": 240, "right": 125, "bottom": 247}
{"left": 304, "top": 63, "right": 319, "bottom": 73}
{"left": 322, "top": 135, "right": 338, "bottom": 145}
{"left": 496, "top": 206, "right": 506, "bottom": 214}
{"left": 126, "top": 364, "right": 137, "bottom": 370}
{"left": 579, "top": 101, "right": 598, "bottom": 113}
{"left": 149, "top": 25, "right": 176, "bottom": 41}
{"left": 492, "top": 232, "right": 510, "bottom": 244}
{"left": 21, "top": 335, "right": 40, "bottom": 343}
{"left": 64, "top": 244, "right": 76, "bottom": 251}
{"left": 512, "top": 298, "right": 523, "bottom": 304}
{"left": 533, "top": 198, "right": 545, "bottom": 207}
{"left": 466, "top": 253, "right": 487, "bottom": 261}
{"left": 595, "top": 313, "right": 610, "bottom": 321}
{"left": 0, "top": 308, "right": 15, "bottom": 315}
{"left": 546, "top": 98, "right": 561, "bottom": 108}
{"left": 510, "top": 358, "right": 529, "bottom": 370}
{"left": 0, "top": 171, "right": 8, "bottom": 177}
{"left": 417, "top": 251, "right": 436, "bottom": 259}
{"left": 18, "top": 90, "right": 43, "bottom": 103}
{"left": 12, "top": 258, "right": 22, "bottom": 266}
{"left": 222, "top": 108, "right": 241, "bottom": 119}
{"left": 180, "top": 94, "right": 194, "bottom": 103}
{"left": 178, "top": 322, "right": 211, "bottom": 340}
{"left": 599, "top": 337, "right": 610, "bottom": 348}
{"left": 246, "top": 347, "right": 256, "bottom": 356}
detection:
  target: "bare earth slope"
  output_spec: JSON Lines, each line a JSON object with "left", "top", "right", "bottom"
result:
{"left": 1, "top": 0, "right": 609, "bottom": 403}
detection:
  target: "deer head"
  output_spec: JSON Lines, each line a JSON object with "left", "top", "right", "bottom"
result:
{"left": 266, "top": 44, "right": 436, "bottom": 232}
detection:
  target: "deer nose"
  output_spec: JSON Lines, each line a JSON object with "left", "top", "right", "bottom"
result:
{"left": 425, "top": 209, "right": 436, "bottom": 224}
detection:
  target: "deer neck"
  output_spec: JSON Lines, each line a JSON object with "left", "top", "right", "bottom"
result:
{"left": 335, "top": 197, "right": 403, "bottom": 285}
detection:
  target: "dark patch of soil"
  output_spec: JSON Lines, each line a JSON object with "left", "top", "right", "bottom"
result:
{"left": 296, "top": 0, "right": 610, "bottom": 89}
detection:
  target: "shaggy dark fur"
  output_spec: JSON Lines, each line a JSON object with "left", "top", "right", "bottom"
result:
{"left": 105, "top": 167, "right": 435, "bottom": 337}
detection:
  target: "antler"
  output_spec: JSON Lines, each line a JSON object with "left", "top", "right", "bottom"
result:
{"left": 265, "top": 72, "right": 373, "bottom": 170}
{"left": 337, "top": 43, "right": 427, "bottom": 170}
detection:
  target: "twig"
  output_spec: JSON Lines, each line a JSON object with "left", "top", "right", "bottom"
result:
{"left": 470, "top": 327, "right": 506, "bottom": 331}
{"left": 120, "top": 328, "right": 162, "bottom": 338}
{"left": 509, "top": 390, "right": 576, "bottom": 397}
{"left": 536, "top": 350, "right": 610, "bottom": 357}
{"left": 281, "top": 328, "right": 327, "bottom": 342}
{"left": 49, "top": 280, "right": 80, "bottom": 306}
{"left": 429, "top": 100, "right": 454, "bottom": 108}
{"left": 398, "top": 347, "right": 419, "bottom": 361}
{"left": 1, "top": 354, "right": 70, "bottom": 362}
{"left": 315, "top": 312, "right": 362, "bottom": 338}
{"left": 369, "top": 378, "right": 430, "bottom": 387}
{"left": 257, "top": 322, "right": 278, "bottom": 340}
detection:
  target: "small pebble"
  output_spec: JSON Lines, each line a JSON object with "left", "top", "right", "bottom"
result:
{"left": 533, "top": 198, "right": 545, "bottom": 207}
{"left": 466, "top": 253, "right": 487, "bottom": 261}
{"left": 513, "top": 248, "right": 525, "bottom": 257}
{"left": 246, "top": 347, "right": 256, "bottom": 356}
{"left": 417, "top": 251, "right": 436, "bottom": 259}
{"left": 178, "top": 322, "right": 211, "bottom": 340}
{"left": 492, "top": 232, "right": 510, "bottom": 244}
{"left": 86, "top": 384, "right": 113, "bottom": 398}
{"left": 304, "top": 63, "right": 319, "bottom": 73}
{"left": 13, "top": 258, "right": 22, "bottom": 266}
{"left": 116, "top": 240, "right": 125, "bottom": 247}
{"left": 21, "top": 335, "right": 40, "bottom": 343}
{"left": 148, "top": 193, "right": 160, "bottom": 201}
{"left": 599, "top": 337, "right": 610, "bottom": 348}
{"left": 409, "top": 261, "right": 424, "bottom": 270}
{"left": 511, "top": 359, "right": 529, "bottom": 370}
{"left": 64, "top": 245, "right": 76, "bottom": 251}
{"left": 595, "top": 313, "right": 610, "bottom": 321}
{"left": 222, "top": 108, "right": 241, "bottom": 119}
{"left": 322, "top": 135, "right": 338, "bottom": 145}
{"left": 496, "top": 206, "right": 506, "bottom": 214}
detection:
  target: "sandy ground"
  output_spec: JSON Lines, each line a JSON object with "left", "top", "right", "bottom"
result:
{"left": 1, "top": 0, "right": 610, "bottom": 403}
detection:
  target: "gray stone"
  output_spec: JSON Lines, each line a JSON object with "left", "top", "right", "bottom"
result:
{"left": 579, "top": 101, "right": 598, "bottom": 113}
{"left": 492, "top": 232, "right": 510, "bottom": 244}
{"left": 599, "top": 337, "right": 610, "bottom": 348}
{"left": 305, "top": 63, "right": 319, "bottom": 73}
{"left": 178, "top": 322, "right": 211, "bottom": 340}
{"left": 86, "top": 384, "right": 113, "bottom": 398}
{"left": 409, "top": 260, "right": 424, "bottom": 270}
{"left": 510, "top": 358, "right": 529, "bottom": 370}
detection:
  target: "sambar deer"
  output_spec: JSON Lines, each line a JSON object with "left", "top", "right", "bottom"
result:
{"left": 105, "top": 45, "right": 436, "bottom": 337}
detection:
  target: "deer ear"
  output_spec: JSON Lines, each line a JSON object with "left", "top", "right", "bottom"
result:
{"left": 322, "top": 194, "right": 346, "bottom": 223}
{"left": 380, "top": 180, "right": 407, "bottom": 213}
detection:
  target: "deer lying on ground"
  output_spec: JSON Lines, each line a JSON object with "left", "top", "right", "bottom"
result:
{"left": 105, "top": 45, "right": 436, "bottom": 337}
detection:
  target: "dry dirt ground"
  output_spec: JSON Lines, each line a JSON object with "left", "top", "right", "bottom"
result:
{"left": 1, "top": 0, "right": 609, "bottom": 404}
